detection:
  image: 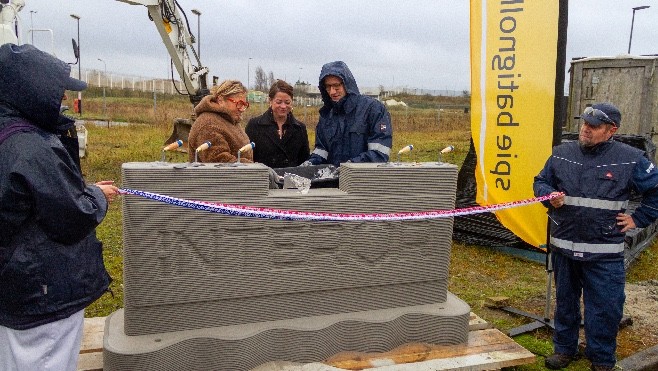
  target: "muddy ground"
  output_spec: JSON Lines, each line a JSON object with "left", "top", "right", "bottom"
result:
{"left": 618, "top": 280, "right": 658, "bottom": 357}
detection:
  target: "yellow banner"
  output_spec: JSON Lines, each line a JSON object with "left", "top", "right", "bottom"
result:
{"left": 470, "top": 1, "right": 559, "bottom": 248}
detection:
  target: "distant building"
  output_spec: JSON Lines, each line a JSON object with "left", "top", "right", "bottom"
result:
{"left": 247, "top": 90, "right": 267, "bottom": 103}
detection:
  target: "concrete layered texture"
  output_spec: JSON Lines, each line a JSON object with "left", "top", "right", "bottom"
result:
{"left": 105, "top": 162, "right": 470, "bottom": 370}
{"left": 104, "top": 294, "right": 470, "bottom": 371}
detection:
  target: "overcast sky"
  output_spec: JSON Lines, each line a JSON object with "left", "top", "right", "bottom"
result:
{"left": 13, "top": 0, "right": 658, "bottom": 93}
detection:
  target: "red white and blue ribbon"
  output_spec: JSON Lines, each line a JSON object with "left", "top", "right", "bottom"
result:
{"left": 119, "top": 188, "right": 559, "bottom": 222}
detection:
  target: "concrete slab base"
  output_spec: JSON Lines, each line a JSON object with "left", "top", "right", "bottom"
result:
{"left": 103, "top": 292, "right": 470, "bottom": 371}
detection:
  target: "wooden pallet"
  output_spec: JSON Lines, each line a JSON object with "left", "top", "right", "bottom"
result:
{"left": 78, "top": 316, "right": 105, "bottom": 371}
{"left": 77, "top": 313, "right": 535, "bottom": 371}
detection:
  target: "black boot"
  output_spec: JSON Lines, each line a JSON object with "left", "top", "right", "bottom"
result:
{"left": 545, "top": 353, "right": 574, "bottom": 369}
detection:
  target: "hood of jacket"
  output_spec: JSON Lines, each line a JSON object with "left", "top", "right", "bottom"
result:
{"left": 0, "top": 44, "right": 83, "bottom": 132}
{"left": 318, "top": 61, "right": 360, "bottom": 111}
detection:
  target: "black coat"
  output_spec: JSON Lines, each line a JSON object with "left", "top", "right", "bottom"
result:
{"left": 245, "top": 108, "right": 310, "bottom": 168}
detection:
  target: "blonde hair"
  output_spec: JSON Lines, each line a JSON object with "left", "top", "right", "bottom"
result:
{"left": 211, "top": 80, "right": 247, "bottom": 99}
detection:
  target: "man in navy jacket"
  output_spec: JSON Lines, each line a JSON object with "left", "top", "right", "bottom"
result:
{"left": 307, "top": 61, "right": 392, "bottom": 167}
{"left": 534, "top": 103, "right": 658, "bottom": 371}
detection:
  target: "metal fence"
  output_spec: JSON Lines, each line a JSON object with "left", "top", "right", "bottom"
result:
{"left": 72, "top": 69, "right": 466, "bottom": 99}
{"left": 72, "top": 69, "right": 186, "bottom": 95}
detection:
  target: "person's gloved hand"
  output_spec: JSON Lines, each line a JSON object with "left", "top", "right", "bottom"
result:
{"left": 300, "top": 160, "right": 312, "bottom": 167}
{"left": 331, "top": 166, "right": 341, "bottom": 177}
{"left": 268, "top": 167, "right": 283, "bottom": 189}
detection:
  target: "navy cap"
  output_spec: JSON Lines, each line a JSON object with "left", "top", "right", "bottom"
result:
{"left": 578, "top": 103, "right": 621, "bottom": 127}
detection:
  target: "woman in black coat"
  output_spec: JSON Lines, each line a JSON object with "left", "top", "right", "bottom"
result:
{"left": 245, "top": 80, "right": 310, "bottom": 168}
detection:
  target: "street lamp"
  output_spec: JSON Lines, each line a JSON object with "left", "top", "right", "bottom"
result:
{"left": 247, "top": 57, "right": 253, "bottom": 90}
{"left": 29, "top": 10, "right": 36, "bottom": 44}
{"left": 628, "top": 6, "right": 650, "bottom": 54}
{"left": 70, "top": 14, "right": 82, "bottom": 116}
{"left": 191, "top": 9, "right": 201, "bottom": 59}
{"left": 98, "top": 58, "right": 107, "bottom": 119}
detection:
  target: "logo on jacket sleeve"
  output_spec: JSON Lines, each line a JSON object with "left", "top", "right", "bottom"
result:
{"left": 379, "top": 122, "right": 387, "bottom": 132}
{"left": 605, "top": 171, "right": 614, "bottom": 179}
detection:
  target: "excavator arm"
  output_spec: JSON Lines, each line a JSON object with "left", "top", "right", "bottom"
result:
{"left": 0, "top": 0, "right": 25, "bottom": 46}
{"left": 117, "top": 0, "right": 210, "bottom": 146}
{"left": 117, "top": 0, "right": 209, "bottom": 106}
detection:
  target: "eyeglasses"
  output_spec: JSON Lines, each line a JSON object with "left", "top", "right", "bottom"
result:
{"left": 582, "top": 106, "right": 615, "bottom": 125}
{"left": 226, "top": 98, "right": 250, "bottom": 110}
{"left": 325, "top": 82, "right": 343, "bottom": 91}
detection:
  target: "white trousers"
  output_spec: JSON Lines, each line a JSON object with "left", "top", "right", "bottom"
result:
{"left": 0, "top": 310, "right": 85, "bottom": 371}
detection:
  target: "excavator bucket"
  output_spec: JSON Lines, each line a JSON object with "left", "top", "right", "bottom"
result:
{"left": 164, "top": 118, "right": 193, "bottom": 152}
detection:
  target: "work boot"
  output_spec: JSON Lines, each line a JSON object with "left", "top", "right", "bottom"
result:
{"left": 545, "top": 353, "right": 574, "bottom": 369}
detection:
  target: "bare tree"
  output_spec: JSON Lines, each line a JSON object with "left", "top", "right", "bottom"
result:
{"left": 254, "top": 66, "right": 268, "bottom": 92}
{"left": 267, "top": 72, "right": 275, "bottom": 89}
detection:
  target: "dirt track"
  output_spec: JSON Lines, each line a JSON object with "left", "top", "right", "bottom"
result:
{"left": 619, "top": 280, "right": 658, "bottom": 357}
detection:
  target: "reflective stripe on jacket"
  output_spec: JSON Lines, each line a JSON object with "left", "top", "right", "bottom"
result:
{"left": 534, "top": 139, "right": 658, "bottom": 261}
{"left": 309, "top": 61, "right": 392, "bottom": 166}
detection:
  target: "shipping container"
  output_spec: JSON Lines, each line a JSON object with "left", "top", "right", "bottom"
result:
{"left": 567, "top": 55, "right": 658, "bottom": 148}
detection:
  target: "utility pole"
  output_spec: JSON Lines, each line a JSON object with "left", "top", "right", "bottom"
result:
{"left": 191, "top": 9, "right": 201, "bottom": 59}
{"left": 70, "top": 14, "right": 82, "bottom": 116}
{"left": 98, "top": 58, "right": 107, "bottom": 120}
{"left": 29, "top": 10, "right": 36, "bottom": 44}
{"left": 628, "top": 6, "right": 650, "bottom": 54}
{"left": 247, "top": 57, "right": 253, "bottom": 90}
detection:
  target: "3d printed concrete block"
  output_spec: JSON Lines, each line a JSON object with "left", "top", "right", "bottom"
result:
{"left": 104, "top": 162, "right": 470, "bottom": 370}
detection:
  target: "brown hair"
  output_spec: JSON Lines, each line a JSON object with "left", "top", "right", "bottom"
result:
{"left": 268, "top": 79, "right": 294, "bottom": 100}
{"left": 211, "top": 80, "right": 247, "bottom": 99}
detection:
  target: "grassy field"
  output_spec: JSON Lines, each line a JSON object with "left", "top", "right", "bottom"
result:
{"left": 76, "top": 89, "right": 658, "bottom": 370}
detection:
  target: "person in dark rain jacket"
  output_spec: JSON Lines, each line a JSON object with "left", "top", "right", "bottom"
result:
{"left": 0, "top": 44, "right": 118, "bottom": 371}
{"left": 306, "top": 61, "right": 392, "bottom": 167}
{"left": 534, "top": 102, "right": 658, "bottom": 371}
